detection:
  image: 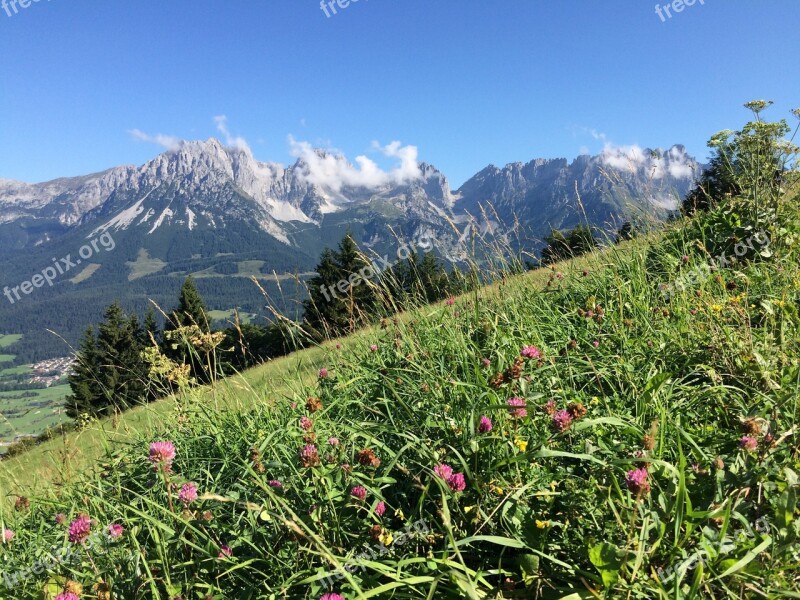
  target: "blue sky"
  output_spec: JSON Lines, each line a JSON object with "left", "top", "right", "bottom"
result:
{"left": 1, "top": 0, "right": 798, "bottom": 187}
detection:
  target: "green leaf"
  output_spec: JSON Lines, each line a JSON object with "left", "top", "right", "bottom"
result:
{"left": 589, "top": 542, "right": 624, "bottom": 588}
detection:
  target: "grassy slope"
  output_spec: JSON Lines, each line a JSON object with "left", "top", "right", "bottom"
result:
{"left": 1, "top": 217, "right": 798, "bottom": 597}
{"left": 0, "top": 252, "right": 573, "bottom": 498}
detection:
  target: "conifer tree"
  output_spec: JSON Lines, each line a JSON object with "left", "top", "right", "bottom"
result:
{"left": 65, "top": 326, "right": 102, "bottom": 419}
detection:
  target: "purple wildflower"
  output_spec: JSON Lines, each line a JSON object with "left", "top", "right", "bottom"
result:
{"left": 478, "top": 415, "right": 493, "bottom": 434}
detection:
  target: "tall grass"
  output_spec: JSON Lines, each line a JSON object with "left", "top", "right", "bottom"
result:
{"left": 0, "top": 179, "right": 798, "bottom": 597}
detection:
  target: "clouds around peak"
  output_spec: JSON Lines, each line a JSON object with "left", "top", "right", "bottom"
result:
{"left": 129, "top": 119, "right": 426, "bottom": 193}
{"left": 288, "top": 137, "right": 423, "bottom": 193}
{"left": 214, "top": 115, "right": 251, "bottom": 154}
{"left": 599, "top": 143, "right": 698, "bottom": 180}
{"left": 129, "top": 115, "right": 252, "bottom": 154}
{"left": 128, "top": 129, "right": 184, "bottom": 152}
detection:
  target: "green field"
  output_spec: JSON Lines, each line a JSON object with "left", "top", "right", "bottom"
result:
{"left": 0, "top": 333, "right": 22, "bottom": 348}
{"left": 0, "top": 334, "right": 70, "bottom": 447}
{"left": 208, "top": 308, "right": 256, "bottom": 324}
{"left": 0, "top": 383, "right": 69, "bottom": 445}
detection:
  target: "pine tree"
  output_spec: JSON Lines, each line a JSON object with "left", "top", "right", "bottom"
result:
{"left": 303, "top": 234, "right": 377, "bottom": 338}
{"left": 334, "top": 234, "right": 375, "bottom": 328}
{"left": 65, "top": 303, "right": 148, "bottom": 419}
{"left": 170, "top": 276, "right": 210, "bottom": 332}
{"left": 143, "top": 306, "right": 159, "bottom": 346}
{"left": 303, "top": 248, "right": 346, "bottom": 337}
{"left": 65, "top": 326, "right": 102, "bottom": 419}
{"left": 162, "top": 277, "right": 213, "bottom": 382}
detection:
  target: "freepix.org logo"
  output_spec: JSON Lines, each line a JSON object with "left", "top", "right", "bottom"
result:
{"left": 2, "top": 0, "right": 52, "bottom": 19}
{"left": 3, "top": 232, "right": 116, "bottom": 305}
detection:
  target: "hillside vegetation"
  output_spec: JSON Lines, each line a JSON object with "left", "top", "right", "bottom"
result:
{"left": 0, "top": 105, "right": 799, "bottom": 599}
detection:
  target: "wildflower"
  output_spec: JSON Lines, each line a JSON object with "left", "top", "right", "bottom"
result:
{"left": 68, "top": 515, "right": 92, "bottom": 544}
{"left": 14, "top": 496, "right": 29, "bottom": 511}
{"left": 318, "top": 368, "right": 329, "bottom": 379}
{"left": 551, "top": 409, "right": 573, "bottom": 432}
{"left": 681, "top": 255, "right": 690, "bottom": 264}
{"left": 55, "top": 513, "right": 66, "bottom": 525}
{"left": 710, "top": 304, "right": 723, "bottom": 313}
{"left": 567, "top": 402, "right": 587, "bottom": 419}
{"left": 625, "top": 467, "right": 650, "bottom": 496}
{"left": 2, "top": 529, "right": 14, "bottom": 543}
{"left": 514, "top": 438, "right": 528, "bottom": 452}
{"left": 299, "top": 416, "right": 313, "bottom": 430}
{"left": 592, "top": 340, "right": 600, "bottom": 348}
{"left": 63, "top": 581, "right": 82, "bottom": 595}
{"left": 351, "top": 486, "right": 368, "bottom": 501}
{"left": 218, "top": 545, "right": 233, "bottom": 559}
{"left": 508, "top": 358, "right": 524, "bottom": 380}
{"left": 94, "top": 581, "right": 112, "bottom": 600}
{"left": 299, "top": 444, "right": 321, "bottom": 468}
{"left": 306, "top": 396, "right": 323, "bottom": 412}
{"left": 521, "top": 346, "right": 541, "bottom": 359}
{"left": 328, "top": 436, "right": 340, "bottom": 446}
{"left": 507, "top": 397, "right": 527, "bottom": 419}
{"left": 356, "top": 448, "right": 381, "bottom": 468}
{"left": 447, "top": 472, "right": 467, "bottom": 492}
{"left": 741, "top": 418, "right": 761, "bottom": 435}
{"left": 335, "top": 343, "right": 342, "bottom": 350}
{"left": 370, "top": 344, "right": 378, "bottom": 352}
{"left": 740, "top": 435, "right": 758, "bottom": 452}
{"left": 149, "top": 441, "right": 176, "bottom": 468}
{"left": 54, "top": 594, "right": 79, "bottom": 600}
{"left": 178, "top": 482, "right": 198, "bottom": 506}
{"left": 107, "top": 523, "right": 124, "bottom": 539}
{"left": 369, "top": 524, "right": 383, "bottom": 541}
{"left": 535, "top": 519, "right": 549, "bottom": 529}
{"left": 268, "top": 480, "right": 282, "bottom": 488}
{"left": 379, "top": 529, "right": 394, "bottom": 546}
{"left": 375, "top": 501, "right": 386, "bottom": 517}
{"left": 481, "top": 358, "right": 491, "bottom": 367}
{"left": 543, "top": 399, "right": 557, "bottom": 415}
{"left": 320, "top": 594, "right": 346, "bottom": 600}
{"left": 434, "top": 463, "right": 454, "bottom": 480}
{"left": 446, "top": 297, "right": 455, "bottom": 306}
{"left": 478, "top": 415, "right": 493, "bottom": 433}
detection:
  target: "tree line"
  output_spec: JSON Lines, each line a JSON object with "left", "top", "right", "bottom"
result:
{"left": 65, "top": 235, "right": 468, "bottom": 419}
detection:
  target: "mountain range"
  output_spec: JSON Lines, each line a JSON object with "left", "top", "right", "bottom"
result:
{"left": 0, "top": 139, "right": 702, "bottom": 361}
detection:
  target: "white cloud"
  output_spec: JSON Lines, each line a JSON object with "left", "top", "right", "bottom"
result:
{"left": 599, "top": 143, "right": 696, "bottom": 181}
{"left": 214, "top": 115, "right": 251, "bottom": 153}
{"left": 288, "top": 137, "right": 423, "bottom": 193}
{"left": 128, "top": 129, "right": 183, "bottom": 151}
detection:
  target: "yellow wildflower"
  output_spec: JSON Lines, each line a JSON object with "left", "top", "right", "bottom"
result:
{"left": 379, "top": 531, "right": 393, "bottom": 546}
